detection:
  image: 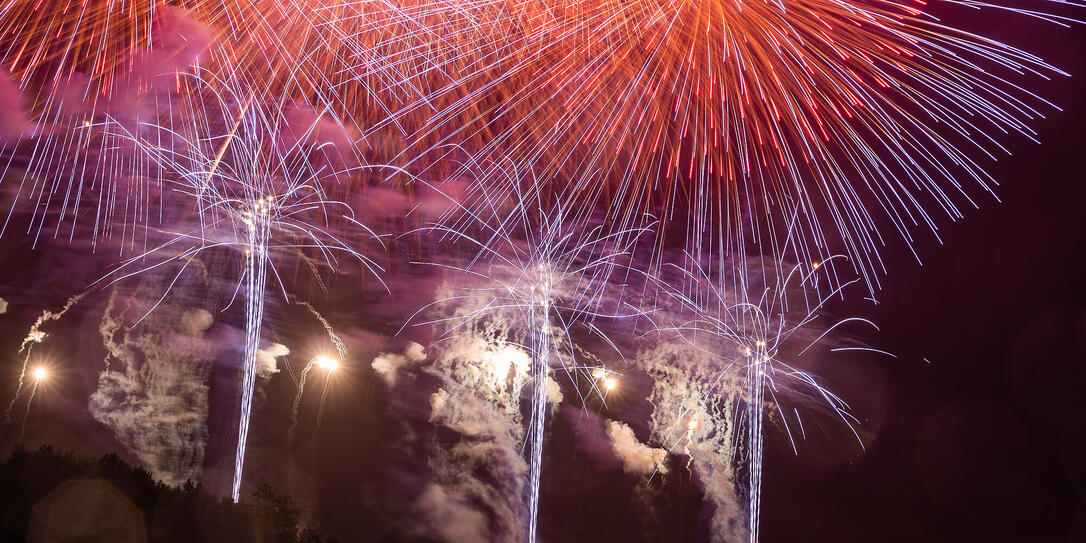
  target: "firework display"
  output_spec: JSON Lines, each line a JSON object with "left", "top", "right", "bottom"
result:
{"left": 0, "top": 1, "right": 1080, "bottom": 542}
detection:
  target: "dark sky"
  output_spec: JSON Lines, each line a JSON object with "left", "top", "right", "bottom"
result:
{"left": 757, "top": 15, "right": 1086, "bottom": 542}
{"left": 1, "top": 6, "right": 1084, "bottom": 543}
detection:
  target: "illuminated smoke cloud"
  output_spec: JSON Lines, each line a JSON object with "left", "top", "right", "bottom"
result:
{"left": 605, "top": 420, "right": 668, "bottom": 476}
{"left": 424, "top": 379, "right": 527, "bottom": 543}
{"left": 364, "top": 273, "right": 533, "bottom": 540}
{"left": 278, "top": 103, "right": 359, "bottom": 175}
{"left": 545, "top": 376, "right": 563, "bottom": 405}
{"left": 408, "top": 178, "right": 472, "bottom": 220}
{"left": 43, "top": 73, "right": 92, "bottom": 119}
{"left": 108, "top": 7, "right": 210, "bottom": 128}
{"left": 0, "top": 69, "right": 28, "bottom": 142}
{"left": 405, "top": 341, "right": 426, "bottom": 362}
{"left": 401, "top": 281, "right": 539, "bottom": 542}
{"left": 255, "top": 343, "right": 289, "bottom": 377}
{"left": 131, "top": 6, "right": 211, "bottom": 80}
{"left": 371, "top": 341, "right": 426, "bottom": 386}
{"left": 88, "top": 289, "right": 214, "bottom": 486}
{"left": 0, "top": 296, "right": 7, "bottom": 314}
{"left": 410, "top": 484, "right": 491, "bottom": 543}
{"left": 180, "top": 308, "right": 214, "bottom": 336}
{"left": 637, "top": 339, "right": 747, "bottom": 542}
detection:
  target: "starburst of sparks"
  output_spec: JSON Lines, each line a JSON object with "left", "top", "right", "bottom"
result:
{"left": 0, "top": 0, "right": 1079, "bottom": 540}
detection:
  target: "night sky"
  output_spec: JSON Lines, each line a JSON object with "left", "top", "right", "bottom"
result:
{"left": 0, "top": 3, "right": 1084, "bottom": 543}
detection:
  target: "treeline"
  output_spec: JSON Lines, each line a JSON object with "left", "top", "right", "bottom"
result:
{"left": 0, "top": 446, "right": 333, "bottom": 543}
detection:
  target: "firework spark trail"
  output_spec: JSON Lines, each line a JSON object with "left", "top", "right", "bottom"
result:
{"left": 90, "top": 62, "right": 401, "bottom": 502}
{"left": 0, "top": 0, "right": 1074, "bottom": 536}
{"left": 312, "top": 367, "right": 335, "bottom": 438}
{"left": 285, "top": 300, "right": 348, "bottom": 447}
{"left": 3, "top": 348, "right": 36, "bottom": 426}
{"left": 17, "top": 367, "right": 46, "bottom": 444}
{"left": 526, "top": 318, "right": 550, "bottom": 543}
{"left": 16, "top": 378, "right": 39, "bottom": 444}
{"left": 0, "top": 3, "right": 204, "bottom": 251}
{"left": 294, "top": 299, "right": 348, "bottom": 359}
{"left": 357, "top": 0, "right": 1082, "bottom": 295}
{"left": 0, "top": 1, "right": 403, "bottom": 500}
{"left": 0, "top": 1, "right": 397, "bottom": 252}
{"left": 3, "top": 293, "right": 85, "bottom": 424}
{"left": 232, "top": 207, "right": 270, "bottom": 502}
{"left": 287, "top": 360, "right": 316, "bottom": 448}
{"left": 406, "top": 164, "right": 654, "bottom": 540}
{"left": 287, "top": 355, "right": 339, "bottom": 448}
{"left": 3, "top": 1, "right": 1077, "bottom": 273}
{"left": 646, "top": 251, "right": 890, "bottom": 541}
{"left": 746, "top": 347, "right": 766, "bottom": 543}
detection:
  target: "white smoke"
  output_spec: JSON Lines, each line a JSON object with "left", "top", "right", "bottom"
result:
{"left": 405, "top": 341, "right": 426, "bottom": 361}
{"left": 411, "top": 484, "right": 491, "bottom": 543}
{"left": 255, "top": 343, "right": 289, "bottom": 377}
{"left": 606, "top": 420, "right": 668, "bottom": 476}
{"left": 371, "top": 341, "right": 426, "bottom": 387}
{"left": 405, "top": 284, "right": 536, "bottom": 542}
{"left": 545, "top": 376, "right": 563, "bottom": 405}
{"left": 637, "top": 339, "right": 747, "bottom": 542}
{"left": 180, "top": 308, "right": 213, "bottom": 337}
{"left": 424, "top": 378, "right": 527, "bottom": 543}
{"left": 89, "top": 289, "right": 214, "bottom": 486}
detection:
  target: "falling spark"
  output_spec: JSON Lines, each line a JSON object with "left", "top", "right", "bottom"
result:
{"left": 288, "top": 355, "right": 340, "bottom": 448}
{"left": 17, "top": 366, "right": 47, "bottom": 443}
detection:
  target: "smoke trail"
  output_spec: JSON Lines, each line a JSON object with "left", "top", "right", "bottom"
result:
{"left": 400, "top": 289, "right": 536, "bottom": 542}
{"left": 637, "top": 339, "right": 747, "bottom": 542}
{"left": 287, "top": 360, "right": 315, "bottom": 449}
{"left": 312, "top": 373, "right": 334, "bottom": 438}
{"left": 89, "top": 286, "right": 214, "bottom": 486}
{"left": 17, "top": 379, "right": 39, "bottom": 444}
{"left": 286, "top": 305, "right": 356, "bottom": 448}
{"left": 293, "top": 299, "right": 348, "bottom": 359}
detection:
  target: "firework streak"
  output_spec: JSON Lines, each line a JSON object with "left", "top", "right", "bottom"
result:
{"left": 0, "top": 0, "right": 1079, "bottom": 539}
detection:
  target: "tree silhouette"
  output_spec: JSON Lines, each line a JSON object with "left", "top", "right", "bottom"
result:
{"left": 0, "top": 446, "right": 332, "bottom": 543}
